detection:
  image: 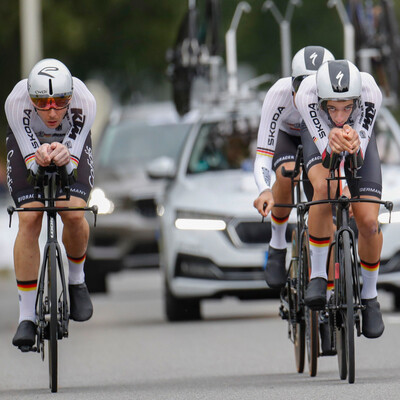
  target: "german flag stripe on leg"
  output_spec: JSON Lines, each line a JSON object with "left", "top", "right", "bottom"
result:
{"left": 67, "top": 254, "right": 86, "bottom": 264}
{"left": 16, "top": 279, "right": 37, "bottom": 291}
{"left": 271, "top": 214, "right": 290, "bottom": 225}
{"left": 360, "top": 259, "right": 380, "bottom": 272}
{"left": 309, "top": 235, "right": 330, "bottom": 247}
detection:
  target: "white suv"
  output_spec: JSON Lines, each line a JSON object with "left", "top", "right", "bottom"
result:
{"left": 153, "top": 100, "right": 295, "bottom": 321}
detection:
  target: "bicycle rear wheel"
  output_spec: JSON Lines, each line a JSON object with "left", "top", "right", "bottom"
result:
{"left": 291, "top": 229, "right": 305, "bottom": 373}
{"left": 336, "top": 231, "right": 355, "bottom": 384}
{"left": 305, "top": 307, "right": 319, "bottom": 377}
{"left": 301, "top": 230, "right": 318, "bottom": 376}
{"left": 48, "top": 243, "right": 58, "bottom": 392}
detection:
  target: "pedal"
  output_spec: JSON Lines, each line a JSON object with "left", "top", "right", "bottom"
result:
{"left": 320, "top": 349, "right": 337, "bottom": 357}
{"left": 18, "top": 345, "right": 37, "bottom": 353}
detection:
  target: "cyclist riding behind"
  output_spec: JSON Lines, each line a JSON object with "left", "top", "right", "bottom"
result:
{"left": 5, "top": 58, "right": 96, "bottom": 349}
{"left": 253, "top": 46, "right": 334, "bottom": 289}
{"left": 296, "top": 59, "right": 384, "bottom": 339}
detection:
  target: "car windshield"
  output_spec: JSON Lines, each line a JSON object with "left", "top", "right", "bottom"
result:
{"left": 97, "top": 121, "right": 191, "bottom": 169}
{"left": 187, "top": 119, "right": 258, "bottom": 174}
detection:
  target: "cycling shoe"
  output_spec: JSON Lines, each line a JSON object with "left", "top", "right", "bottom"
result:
{"left": 305, "top": 278, "right": 327, "bottom": 310}
{"left": 264, "top": 247, "right": 287, "bottom": 289}
{"left": 362, "top": 297, "right": 384, "bottom": 339}
{"left": 12, "top": 320, "right": 36, "bottom": 348}
{"left": 69, "top": 283, "right": 93, "bottom": 322}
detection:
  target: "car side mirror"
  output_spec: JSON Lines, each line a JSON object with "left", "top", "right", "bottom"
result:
{"left": 146, "top": 156, "right": 176, "bottom": 179}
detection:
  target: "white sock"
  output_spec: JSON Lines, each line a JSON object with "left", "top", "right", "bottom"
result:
{"left": 309, "top": 235, "right": 330, "bottom": 280}
{"left": 360, "top": 259, "right": 379, "bottom": 299}
{"left": 67, "top": 254, "right": 86, "bottom": 285}
{"left": 269, "top": 213, "right": 289, "bottom": 250}
{"left": 17, "top": 280, "right": 37, "bottom": 324}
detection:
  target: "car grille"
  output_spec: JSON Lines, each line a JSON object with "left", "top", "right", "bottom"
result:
{"left": 232, "top": 221, "right": 296, "bottom": 245}
{"left": 175, "top": 253, "right": 264, "bottom": 280}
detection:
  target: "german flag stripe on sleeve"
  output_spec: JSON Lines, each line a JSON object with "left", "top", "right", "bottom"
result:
{"left": 24, "top": 154, "right": 36, "bottom": 168}
{"left": 256, "top": 148, "right": 274, "bottom": 158}
{"left": 71, "top": 156, "right": 79, "bottom": 167}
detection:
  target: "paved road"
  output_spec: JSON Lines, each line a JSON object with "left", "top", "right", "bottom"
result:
{"left": 1, "top": 268, "right": 400, "bottom": 399}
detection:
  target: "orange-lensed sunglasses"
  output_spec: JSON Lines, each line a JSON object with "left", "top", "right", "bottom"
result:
{"left": 30, "top": 95, "right": 72, "bottom": 111}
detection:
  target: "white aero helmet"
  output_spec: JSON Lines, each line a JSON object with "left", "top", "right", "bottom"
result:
{"left": 317, "top": 59, "right": 361, "bottom": 102}
{"left": 291, "top": 46, "right": 335, "bottom": 92}
{"left": 28, "top": 58, "right": 73, "bottom": 100}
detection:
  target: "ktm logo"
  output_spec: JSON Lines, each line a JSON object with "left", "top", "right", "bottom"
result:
{"left": 38, "top": 67, "right": 59, "bottom": 78}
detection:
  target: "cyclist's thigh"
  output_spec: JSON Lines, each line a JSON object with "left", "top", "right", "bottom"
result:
{"left": 345, "top": 133, "right": 382, "bottom": 199}
{"left": 6, "top": 128, "right": 44, "bottom": 207}
{"left": 301, "top": 123, "right": 322, "bottom": 174}
{"left": 57, "top": 133, "right": 94, "bottom": 203}
{"left": 272, "top": 130, "right": 301, "bottom": 172}
{"left": 56, "top": 196, "right": 87, "bottom": 222}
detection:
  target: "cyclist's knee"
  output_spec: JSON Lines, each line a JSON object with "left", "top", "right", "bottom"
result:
{"left": 60, "top": 210, "right": 85, "bottom": 226}
{"left": 18, "top": 211, "right": 43, "bottom": 236}
{"left": 311, "top": 179, "right": 329, "bottom": 200}
{"left": 357, "top": 217, "right": 379, "bottom": 239}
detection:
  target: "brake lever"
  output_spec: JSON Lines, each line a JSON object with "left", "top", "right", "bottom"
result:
{"left": 7, "top": 206, "right": 15, "bottom": 227}
{"left": 385, "top": 201, "right": 393, "bottom": 223}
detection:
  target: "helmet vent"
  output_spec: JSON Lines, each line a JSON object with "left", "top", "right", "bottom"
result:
{"left": 48, "top": 79, "right": 53, "bottom": 96}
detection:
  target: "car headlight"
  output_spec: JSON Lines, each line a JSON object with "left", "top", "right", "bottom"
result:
{"left": 378, "top": 211, "right": 400, "bottom": 224}
{"left": 88, "top": 188, "right": 115, "bottom": 215}
{"left": 174, "top": 211, "right": 227, "bottom": 231}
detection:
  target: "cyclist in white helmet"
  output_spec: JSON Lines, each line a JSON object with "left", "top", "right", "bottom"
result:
{"left": 296, "top": 59, "right": 385, "bottom": 339}
{"left": 253, "top": 45, "right": 334, "bottom": 289}
{"left": 5, "top": 58, "right": 97, "bottom": 349}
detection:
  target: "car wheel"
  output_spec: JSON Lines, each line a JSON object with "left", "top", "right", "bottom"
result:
{"left": 84, "top": 258, "right": 108, "bottom": 293}
{"left": 164, "top": 280, "right": 201, "bottom": 321}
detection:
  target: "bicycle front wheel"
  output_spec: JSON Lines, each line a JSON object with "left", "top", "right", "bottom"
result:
{"left": 48, "top": 243, "right": 58, "bottom": 392}
{"left": 336, "top": 230, "right": 355, "bottom": 384}
{"left": 301, "top": 230, "right": 318, "bottom": 377}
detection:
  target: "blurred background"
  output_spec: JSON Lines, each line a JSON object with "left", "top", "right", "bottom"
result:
{"left": 1, "top": 0, "right": 400, "bottom": 156}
